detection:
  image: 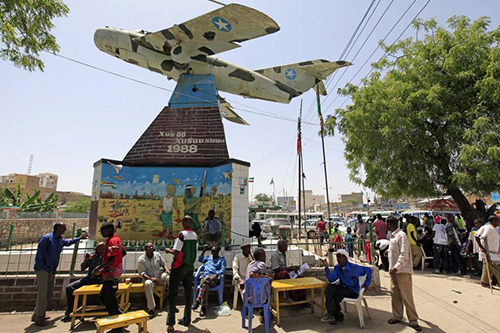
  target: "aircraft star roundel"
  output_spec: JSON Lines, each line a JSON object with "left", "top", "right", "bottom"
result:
{"left": 212, "top": 17, "right": 232, "bottom": 32}
{"left": 285, "top": 68, "right": 297, "bottom": 80}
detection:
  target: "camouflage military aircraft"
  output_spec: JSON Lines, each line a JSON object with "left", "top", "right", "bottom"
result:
{"left": 94, "top": 3, "right": 351, "bottom": 125}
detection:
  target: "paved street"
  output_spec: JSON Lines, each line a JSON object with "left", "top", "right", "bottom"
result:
{"left": 1, "top": 270, "right": 498, "bottom": 332}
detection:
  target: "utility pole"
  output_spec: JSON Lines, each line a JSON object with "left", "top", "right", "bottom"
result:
{"left": 317, "top": 88, "right": 332, "bottom": 235}
{"left": 299, "top": 102, "right": 308, "bottom": 249}
{"left": 297, "top": 100, "right": 303, "bottom": 241}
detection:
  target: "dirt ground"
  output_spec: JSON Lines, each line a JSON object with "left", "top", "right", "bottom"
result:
{"left": 1, "top": 270, "right": 498, "bottom": 332}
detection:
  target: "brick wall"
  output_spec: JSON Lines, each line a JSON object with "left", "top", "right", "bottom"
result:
{"left": 123, "top": 106, "right": 230, "bottom": 166}
{"left": 0, "top": 276, "right": 64, "bottom": 311}
{"left": 0, "top": 218, "right": 89, "bottom": 246}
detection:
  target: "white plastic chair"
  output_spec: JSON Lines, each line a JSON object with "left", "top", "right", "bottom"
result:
{"left": 420, "top": 245, "right": 433, "bottom": 271}
{"left": 233, "top": 283, "right": 244, "bottom": 310}
{"left": 342, "top": 275, "right": 371, "bottom": 329}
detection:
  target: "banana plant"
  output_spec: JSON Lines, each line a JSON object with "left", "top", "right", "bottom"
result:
{"left": 18, "top": 190, "right": 41, "bottom": 211}
{"left": 2, "top": 185, "right": 59, "bottom": 212}
{"left": 4, "top": 185, "right": 22, "bottom": 206}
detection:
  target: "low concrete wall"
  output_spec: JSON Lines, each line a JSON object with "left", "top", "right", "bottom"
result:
{"left": 0, "top": 218, "right": 89, "bottom": 246}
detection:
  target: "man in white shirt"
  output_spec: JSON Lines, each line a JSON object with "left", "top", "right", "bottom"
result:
{"left": 232, "top": 240, "right": 253, "bottom": 304}
{"left": 432, "top": 218, "right": 450, "bottom": 274}
{"left": 386, "top": 216, "right": 421, "bottom": 331}
{"left": 232, "top": 241, "right": 253, "bottom": 288}
{"left": 475, "top": 215, "right": 500, "bottom": 288}
{"left": 137, "top": 243, "right": 170, "bottom": 318}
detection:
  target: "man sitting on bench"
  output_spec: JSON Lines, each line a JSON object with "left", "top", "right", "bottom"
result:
{"left": 61, "top": 242, "right": 105, "bottom": 322}
{"left": 138, "top": 243, "right": 170, "bottom": 319}
{"left": 192, "top": 245, "right": 226, "bottom": 317}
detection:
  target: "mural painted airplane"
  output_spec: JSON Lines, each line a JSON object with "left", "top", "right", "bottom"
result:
{"left": 94, "top": 3, "right": 351, "bottom": 125}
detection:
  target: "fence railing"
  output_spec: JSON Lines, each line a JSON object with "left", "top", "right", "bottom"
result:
{"left": 0, "top": 223, "right": 378, "bottom": 277}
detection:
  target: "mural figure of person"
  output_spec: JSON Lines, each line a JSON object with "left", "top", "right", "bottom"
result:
{"left": 183, "top": 185, "right": 202, "bottom": 232}
{"left": 158, "top": 184, "right": 179, "bottom": 237}
{"left": 211, "top": 185, "right": 217, "bottom": 200}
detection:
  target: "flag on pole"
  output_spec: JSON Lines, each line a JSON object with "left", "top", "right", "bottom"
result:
{"left": 302, "top": 172, "right": 306, "bottom": 179}
{"left": 270, "top": 178, "right": 274, "bottom": 185}
{"left": 316, "top": 88, "right": 325, "bottom": 130}
{"left": 317, "top": 103, "right": 324, "bottom": 129}
{"left": 248, "top": 177, "right": 254, "bottom": 183}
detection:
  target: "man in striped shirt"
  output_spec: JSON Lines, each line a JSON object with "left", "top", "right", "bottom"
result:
{"left": 165, "top": 216, "right": 198, "bottom": 333}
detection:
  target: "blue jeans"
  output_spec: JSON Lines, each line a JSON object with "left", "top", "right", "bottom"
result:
{"left": 449, "top": 245, "right": 466, "bottom": 275}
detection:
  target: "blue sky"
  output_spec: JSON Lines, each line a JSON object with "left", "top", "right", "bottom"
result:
{"left": 1, "top": 0, "right": 499, "bottom": 201}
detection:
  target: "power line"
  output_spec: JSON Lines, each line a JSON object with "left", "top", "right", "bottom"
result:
{"left": 302, "top": 0, "right": 379, "bottom": 127}
{"left": 311, "top": 0, "right": 397, "bottom": 121}
{"left": 302, "top": 0, "right": 396, "bottom": 138}
{"left": 333, "top": 0, "right": 432, "bottom": 112}
{"left": 45, "top": 52, "right": 399, "bottom": 133}
{"left": 45, "top": 52, "right": 319, "bottom": 126}
{"left": 323, "top": 0, "right": 419, "bottom": 113}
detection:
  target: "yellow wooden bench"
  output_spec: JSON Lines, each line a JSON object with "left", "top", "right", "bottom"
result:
{"left": 70, "top": 283, "right": 132, "bottom": 329}
{"left": 95, "top": 310, "right": 149, "bottom": 333}
{"left": 129, "top": 282, "right": 167, "bottom": 308}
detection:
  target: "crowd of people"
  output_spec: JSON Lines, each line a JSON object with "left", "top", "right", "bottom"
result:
{"left": 315, "top": 211, "right": 500, "bottom": 287}
{"left": 31, "top": 210, "right": 500, "bottom": 332}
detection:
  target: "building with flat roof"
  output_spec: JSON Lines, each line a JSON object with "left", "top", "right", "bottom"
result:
{"left": 298, "top": 190, "right": 325, "bottom": 211}
{"left": 0, "top": 173, "right": 54, "bottom": 199}
{"left": 0, "top": 172, "right": 83, "bottom": 202}
{"left": 277, "top": 196, "right": 295, "bottom": 211}
{"left": 341, "top": 192, "right": 363, "bottom": 205}
{"left": 37, "top": 173, "right": 58, "bottom": 189}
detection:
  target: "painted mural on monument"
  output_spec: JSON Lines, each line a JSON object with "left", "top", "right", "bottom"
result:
{"left": 97, "top": 162, "right": 232, "bottom": 241}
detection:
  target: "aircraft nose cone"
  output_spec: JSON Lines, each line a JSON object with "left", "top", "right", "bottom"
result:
{"left": 94, "top": 28, "right": 106, "bottom": 50}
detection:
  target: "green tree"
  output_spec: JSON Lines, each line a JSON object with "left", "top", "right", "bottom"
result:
{"left": 0, "top": 0, "right": 69, "bottom": 71}
{"left": 64, "top": 199, "right": 91, "bottom": 213}
{"left": 255, "top": 193, "right": 273, "bottom": 202}
{"left": 326, "top": 16, "right": 500, "bottom": 224}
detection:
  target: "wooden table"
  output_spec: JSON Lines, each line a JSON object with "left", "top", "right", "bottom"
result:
{"left": 271, "top": 277, "right": 326, "bottom": 326}
{"left": 70, "top": 283, "right": 132, "bottom": 329}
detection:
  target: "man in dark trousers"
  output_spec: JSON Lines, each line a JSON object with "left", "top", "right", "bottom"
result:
{"left": 92, "top": 222, "right": 124, "bottom": 331}
{"left": 320, "top": 249, "right": 372, "bottom": 325}
{"left": 61, "top": 242, "right": 104, "bottom": 322}
{"left": 165, "top": 216, "right": 198, "bottom": 333}
{"left": 32, "top": 223, "right": 87, "bottom": 326}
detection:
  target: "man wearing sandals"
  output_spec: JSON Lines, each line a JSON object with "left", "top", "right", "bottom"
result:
{"left": 386, "top": 216, "right": 421, "bottom": 331}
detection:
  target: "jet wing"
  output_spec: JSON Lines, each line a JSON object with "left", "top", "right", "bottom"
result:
{"left": 218, "top": 96, "right": 249, "bottom": 125}
{"left": 133, "top": 3, "right": 280, "bottom": 57}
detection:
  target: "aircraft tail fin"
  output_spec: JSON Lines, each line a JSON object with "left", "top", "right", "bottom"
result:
{"left": 254, "top": 59, "right": 351, "bottom": 97}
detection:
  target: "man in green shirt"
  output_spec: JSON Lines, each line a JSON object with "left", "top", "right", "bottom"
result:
{"left": 165, "top": 216, "right": 198, "bottom": 332}
{"left": 456, "top": 214, "right": 466, "bottom": 232}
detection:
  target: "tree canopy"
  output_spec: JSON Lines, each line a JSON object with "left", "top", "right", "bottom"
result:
{"left": 64, "top": 199, "right": 91, "bottom": 213}
{"left": 0, "top": 0, "right": 69, "bottom": 71}
{"left": 325, "top": 16, "right": 500, "bottom": 222}
{"left": 255, "top": 193, "right": 273, "bottom": 202}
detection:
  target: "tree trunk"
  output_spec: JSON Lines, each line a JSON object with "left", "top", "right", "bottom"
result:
{"left": 447, "top": 187, "right": 495, "bottom": 228}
